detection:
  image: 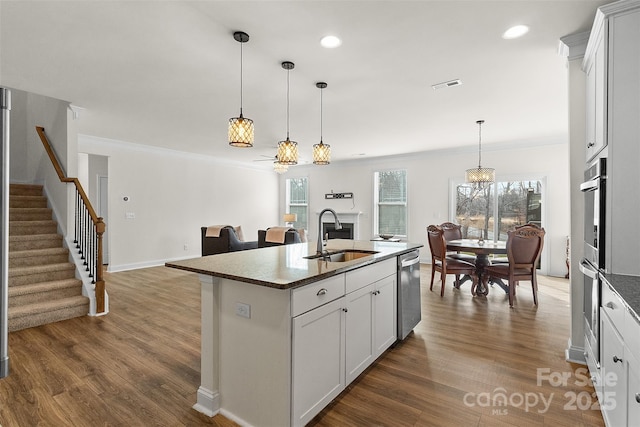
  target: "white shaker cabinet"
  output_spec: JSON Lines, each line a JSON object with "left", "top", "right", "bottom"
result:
{"left": 292, "top": 257, "right": 397, "bottom": 426}
{"left": 583, "top": 0, "right": 640, "bottom": 275}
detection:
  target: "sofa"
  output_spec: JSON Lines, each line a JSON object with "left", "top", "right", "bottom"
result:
{"left": 201, "top": 226, "right": 258, "bottom": 256}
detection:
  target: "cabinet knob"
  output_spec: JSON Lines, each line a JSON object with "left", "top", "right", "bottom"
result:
{"left": 605, "top": 301, "right": 616, "bottom": 310}
{"left": 636, "top": 393, "right": 640, "bottom": 404}
{"left": 613, "top": 355, "right": 623, "bottom": 364}
{"left": 342, "top": 308, "right": 348, "bottom": 313}
{"left": 316, "top": 288, "right": 328, "bottom": 296}
{"left": 587, "top": 142, "right": 595, "bottom": 148}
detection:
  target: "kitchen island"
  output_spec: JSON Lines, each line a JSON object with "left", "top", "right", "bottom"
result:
{"left": 166, "top": 239, "right": 421, "bottom": 427}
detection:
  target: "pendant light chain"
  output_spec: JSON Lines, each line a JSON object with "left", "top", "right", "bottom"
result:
{"left": 286, "top": 66, "right": 290, "bottom": 139}
{"left": 477, "top": 119, "right": 482, "bottom": 168}
{"left": 320, "top": 86, "right": 323, "bottom": 142}
{"left": 239, "top": 39, "right": 243, "bottom": 116}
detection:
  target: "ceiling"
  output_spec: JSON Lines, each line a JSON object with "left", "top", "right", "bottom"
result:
{"left": 0, "top": 1, "right": 608, "bottom": 168}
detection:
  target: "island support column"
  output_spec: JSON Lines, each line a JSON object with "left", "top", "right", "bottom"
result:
{"left": 193, "top": 274, "right": 221, "bottom": 416}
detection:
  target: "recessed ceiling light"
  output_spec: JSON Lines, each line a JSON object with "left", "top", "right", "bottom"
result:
{"left": 503, "top": 25, "right": 529, "bottom": 39}
{"left": 320, "top": 35, "right": 342, "bottom": 48}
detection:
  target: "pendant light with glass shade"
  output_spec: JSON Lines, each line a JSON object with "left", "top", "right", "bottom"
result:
{"left": 273, "top": 160, "right": 288, "bottom": 174}
{"left": 276, "top": 61, "right": 298, "bottom": 165}
{"left": 228, "top": 31, "right": 254, "bottom": 147}
{"left": 313, "top": 82, "right": 330, "bottom": 165}
{"left": 465, "top": 120, "right": 495, "bottom": 187}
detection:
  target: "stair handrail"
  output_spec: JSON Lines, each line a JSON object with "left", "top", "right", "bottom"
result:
{"left": 35, "top": 126, "right": 106, "bottom": 313}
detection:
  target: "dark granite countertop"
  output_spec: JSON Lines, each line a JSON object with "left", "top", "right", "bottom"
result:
{"left": 165, "top": 239, "right": 422, "bottom": 290}
{"left": 601, "top": 272, "right": 640, "bottom": 323}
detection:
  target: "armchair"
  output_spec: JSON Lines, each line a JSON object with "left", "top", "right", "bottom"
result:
{"left": 258, "top": 228, "right": 302, "bottom": 248}
{"left": 201, "top": 226, "right": 258, "bottom": 256}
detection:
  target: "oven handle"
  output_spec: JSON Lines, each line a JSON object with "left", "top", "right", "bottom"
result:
{"left": 579, "top": 259, "right": 599, "bottom": 279}
{"left": 580, "top": 178, "right": 599, "bottom": 192}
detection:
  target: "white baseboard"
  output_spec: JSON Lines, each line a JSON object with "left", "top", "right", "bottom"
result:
{"left": 192, "top": 386, "right": 220, "bottom": 417}
{"left": 107, "top": 255, "right": 197, "bottom": 273}
{"left": 565, "top": 338, "right": 586, "bottom": 364}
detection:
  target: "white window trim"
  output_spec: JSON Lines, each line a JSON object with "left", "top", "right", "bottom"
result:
{"left": 373, "top": 169, "right": 408, "bottom": 238}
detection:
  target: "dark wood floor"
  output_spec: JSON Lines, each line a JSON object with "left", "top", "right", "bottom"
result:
{"left": 0, "top": 265, "right": 605, "bottom": 427}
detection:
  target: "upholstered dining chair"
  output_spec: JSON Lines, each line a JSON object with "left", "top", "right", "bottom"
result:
{"left": 440, "top": 221, "right": 476, "bottom": 262}
{"left": 427, "top": 225, "right": 477, "bottom": 297}
{"left": 484, "top": 224, "right": 545, "bottom": 307}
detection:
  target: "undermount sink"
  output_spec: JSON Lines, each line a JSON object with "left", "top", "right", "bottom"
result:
{"left": 304, "top": 250, "right": 379, "bottom": 262}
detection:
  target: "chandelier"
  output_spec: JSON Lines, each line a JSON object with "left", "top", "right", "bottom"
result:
{"left": 465, "top": 120, "right": 495, "bottom": 187}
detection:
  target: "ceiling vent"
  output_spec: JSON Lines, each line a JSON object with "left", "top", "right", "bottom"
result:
{"left": 432, "top": 79, "right": 462, "bottom": 90}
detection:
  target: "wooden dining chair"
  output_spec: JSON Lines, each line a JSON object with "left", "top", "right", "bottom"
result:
{"left": 484, "top": 224, "right": 545, "bottom": 307}
{"left": 439, "top": 221, "right": 475, "bottom": 289}
{"left": 427, "top": 225, "right": 477, "bottom": 297}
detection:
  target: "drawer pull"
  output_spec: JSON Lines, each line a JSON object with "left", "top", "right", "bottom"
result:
{"left": 316, "top": 288, "right": 328, "bottom": 296}
{"left": 605, "top": 301, "right": 616, "bottom": 310}
{"left": 587, "top": 142, "right": 595, "bottom": 148}
{"left": 613, "top": 355, "right": 623, "bottom": 364}
{"left": 343, "top": 308, "right": 348, "bottom": 313}
{"left": 372, "top": 290, "right": 380, "bottom": 296}
{"left": 636, "top": 393, "right": 640, "bottom": 404}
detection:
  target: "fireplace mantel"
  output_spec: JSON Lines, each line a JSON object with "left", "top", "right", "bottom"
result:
{"left": 315, "top": 211, "right": 363, "bottom": 240}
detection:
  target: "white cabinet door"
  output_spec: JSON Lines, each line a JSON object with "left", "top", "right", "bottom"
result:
{"left": 627, "top": 349, "right": 640, "bottom": 426}
{"left": 292, "top": 297, "right": 346, "bottom": 427}
{"left": 345, "top": 274, "right": 397, "bottom": 384}
{"left": 601, "top": 311, "right": 627, "bottom": 427}
{"left": 373, "top": 275, "right": 397, "bottom": 358}
{"left": 345, "top": 284, "right": 374, "bottom": 384}
{"left": 585, "top": 25, "right": 606, "bottom": 162}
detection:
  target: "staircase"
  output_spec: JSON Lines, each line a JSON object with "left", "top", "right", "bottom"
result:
{"left": 7, "top": 183, "right": 89, "bottom": 332}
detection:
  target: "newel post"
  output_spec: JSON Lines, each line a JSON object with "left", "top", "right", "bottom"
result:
{"left": 95, "top": 217, "right": 106, "bottom": 313}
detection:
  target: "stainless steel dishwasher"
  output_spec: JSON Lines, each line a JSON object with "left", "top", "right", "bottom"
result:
{"left": 397, "top": 250, "right": 421, "bottom": 340}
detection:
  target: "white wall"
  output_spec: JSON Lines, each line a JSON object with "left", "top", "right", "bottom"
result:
{"left": 285, "top": 141, "right": 570, "bottom": 277}
{"left": 79, "top": 135, "right": 280, "bottom": 271}
{"left": 8, "top": 88, "right": 73, "bottom": 235}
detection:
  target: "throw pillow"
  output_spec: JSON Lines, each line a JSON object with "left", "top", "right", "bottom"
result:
{"left": 234, "top": 226, "right": 244, "bottom": 241}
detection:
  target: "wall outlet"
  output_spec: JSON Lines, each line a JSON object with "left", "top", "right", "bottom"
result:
{"left": 183, "top": 244, "right": 188, "bottom": 251}
{"left": 125, "top": 212, "right": 135, "bottom": 219}
{"left": 235, "top": 302, "right": 251, "bottom": 319}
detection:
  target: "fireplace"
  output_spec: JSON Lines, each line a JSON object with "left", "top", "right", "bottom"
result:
{"left": 315, "top": 211, "right": 363, "bottom": 240}
{"left": 323, "top": 222, "right": 354, "bottom": 240}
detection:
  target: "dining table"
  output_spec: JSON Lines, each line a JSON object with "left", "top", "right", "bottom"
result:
{"left": 446, "top": 239, "right": 507, "bottom": 295}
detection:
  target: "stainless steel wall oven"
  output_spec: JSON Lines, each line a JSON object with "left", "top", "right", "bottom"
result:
{"left": 579, "top": 157, "right": 606, "bottom": 369}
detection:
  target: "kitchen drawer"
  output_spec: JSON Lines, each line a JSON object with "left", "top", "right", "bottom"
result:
{"left": 624, "top": 308, "right": 640, "bottom": 360}
{"left": 346, "top": 258, "right": 396, "bottom": 294}
{"left": 292, "top": 274, "right": 345, "bottom": 317}
{"left": 602, "top": 279, "right": 625, "bottom": 333}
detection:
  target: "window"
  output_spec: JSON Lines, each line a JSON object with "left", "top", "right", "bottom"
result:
{"left": 454, "top": 179, "right": 543, "bottom": 241}
{"left": 286, "top": 177, "right": 308, "bottom": 229}
{"left": 374, "top": 170, "right": 407, "bottom": 237}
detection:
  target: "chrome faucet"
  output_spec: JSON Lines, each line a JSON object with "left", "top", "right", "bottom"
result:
{"left": 317, "top": 208, "right": 342, "bottom": 255}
